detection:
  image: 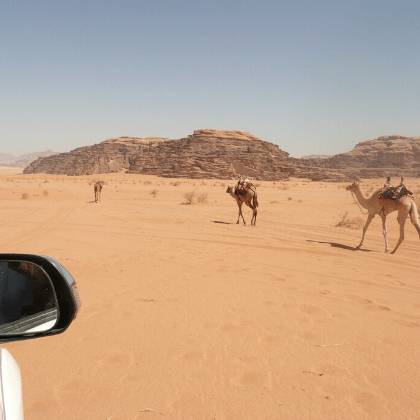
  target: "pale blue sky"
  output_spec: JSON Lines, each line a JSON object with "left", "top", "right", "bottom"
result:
{"left": 1, "top": 0, "right": 419, "bottom": 157}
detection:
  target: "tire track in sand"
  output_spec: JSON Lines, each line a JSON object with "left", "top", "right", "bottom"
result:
{"left": 0, "top": 202, "right": 79, "bottom": 250}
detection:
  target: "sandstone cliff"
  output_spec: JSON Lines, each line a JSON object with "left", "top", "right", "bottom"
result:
{"left": 320, "top": 135, "right": 420, "bottom": 175}
{"left": 24, "top": 130, "right": 297, "bottom": 180}
{"left": 24, "top": 131, "right": 418, "bottom": 181}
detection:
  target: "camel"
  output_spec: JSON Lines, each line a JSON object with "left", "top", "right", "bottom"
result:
{"left": 226, "top": 185, "right": 258, "bottom": 226}
{"left": 346, "top": 181, "right": 420, "bottom": 253}
{"left": 94, "top": 181, "right": 104, "bottom": 203}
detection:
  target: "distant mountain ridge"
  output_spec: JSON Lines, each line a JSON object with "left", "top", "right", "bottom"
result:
{"left": 0, "top": 150, "right": 57, "bottom": 168}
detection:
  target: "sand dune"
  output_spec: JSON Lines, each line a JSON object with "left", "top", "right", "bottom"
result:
{"left": 1, "top": 174, "right": 420, "bottom": 419}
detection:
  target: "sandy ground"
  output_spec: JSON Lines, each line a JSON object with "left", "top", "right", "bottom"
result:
{"left": 1, "top": 173, "right": 420, "bottom": 420}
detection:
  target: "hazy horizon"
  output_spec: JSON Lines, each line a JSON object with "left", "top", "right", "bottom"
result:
{"left": 2, "top": 1, "right": 419, "bottom": 158}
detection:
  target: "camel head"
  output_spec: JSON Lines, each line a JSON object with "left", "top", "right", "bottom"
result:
{"left": 346, "top": 181, "right": 359, "bottom": 191}
{"left": 226, "top": 186, "right": 234, "bottom": 194}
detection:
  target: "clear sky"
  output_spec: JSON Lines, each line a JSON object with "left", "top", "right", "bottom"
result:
{"left": 1, "top": 0, "right": 419, "bottom": 157}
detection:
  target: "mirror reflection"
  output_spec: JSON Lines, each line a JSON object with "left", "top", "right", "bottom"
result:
{"left": 0, "top": 260, "right": 58, "bottom": 334}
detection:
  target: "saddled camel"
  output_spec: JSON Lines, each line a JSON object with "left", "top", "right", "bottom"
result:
{"left": 94, "top": 181, "right": 104, "bottom": 203}
{"left": 226, "top": 186, "right": 258, "bottom": 226}
{"left": 346, "top": 181, "right": 420, "bottom": 253}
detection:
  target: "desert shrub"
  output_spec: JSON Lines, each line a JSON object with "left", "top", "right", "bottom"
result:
{"left": 44, "top": 180, "right": 49, "bottom": 183}
{"left": 43, "top": 190, "right": 49, "bottom": 196}
{"left": 287, "top": 196, "right": 293, "bottom": 200}
{"left": 150, "top": 189, "right": 158, "bottom": 195}
{"left": 183, "top": 191, "right": 196, "bottom": 204}
{"left": 171, "top": 181, "right": 181, "bottom": 186}
{"left": 22, "top": 193, "right": 29, "bottom": 200}
{"left": 143, "top": 180, "right": 151, "bottom": 185}
{"left": 220, "top": 183, "right": 226, "bottom": 187}
{"left": 270, "top": 200, "right": 278, "bottom": 204}
{"left": 335, "top": 212, "right": 364, "bottom": 229}
{"left": 196, "top": 192, "right": 208, "bottom": 203}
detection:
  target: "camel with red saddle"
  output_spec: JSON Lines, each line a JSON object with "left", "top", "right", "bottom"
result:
{"left": 346, "top": 178, "right": 420, "bottom": 254}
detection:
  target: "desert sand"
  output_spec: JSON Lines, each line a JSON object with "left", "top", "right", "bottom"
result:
{"left": 1, "top": 173, "right": 420, "bottom": 419}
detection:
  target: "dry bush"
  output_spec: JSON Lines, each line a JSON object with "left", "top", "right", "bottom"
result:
{"left": 150, "top": 189, "right": 158, "bottom": 195}
{"left": 220, "top": 182, "right": 226, "bottom": 187}
{"left": 278, "top": 185, "right": 289, "bottom": 190}
{"left": 287, "top": 196, "right": 293, "bottom": 200}
{"left": 196, "top": 192, "right": 208, "bottom": 203}
{"left": 171, "top": 181, "right": 181, "bottom": 186}
{"left": 44, "top": 180, "right": 49, "bottom": 183}
{"left": 335, "top": 212, "right": 364, "bottom": 229}
{"left": 183, "top": 191, "right": 196, "bottom": 204}
{"left": 270, "top": 200, "right": 278, "bottom": 204}
{"left": 144, "top": 180, "right": 152, "bottom": 185}
{"left": 201, "top": 181, "right": 207, "bottom": 185}
{"left": 21, "top": 193, "right": 29, "bottom": 200}
{"left": 43, "top": 190, "right": 49, "bottom": 196}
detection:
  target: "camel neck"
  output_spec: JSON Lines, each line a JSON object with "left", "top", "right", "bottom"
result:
{"left": 352, "top": 185, "right": 369, "bottom": 209}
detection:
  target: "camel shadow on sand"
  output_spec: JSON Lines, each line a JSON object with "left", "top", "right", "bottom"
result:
{"left": 212, "top": 221, "right": 234, "bottom": 225}
{"left": 306, "top": 240, "right": 377, "bottom": 253}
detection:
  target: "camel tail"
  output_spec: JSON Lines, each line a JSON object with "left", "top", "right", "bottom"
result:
{"left": 253, "top": 192, "right": 259, "bottom": 208}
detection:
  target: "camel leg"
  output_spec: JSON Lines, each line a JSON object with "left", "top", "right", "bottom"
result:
{"left": 239, "top": 202, "right": 246, "bottom": 225}
{"left": 357, "top": 213, "right": 375, "bottom": 249}
{"left": 409, "top": 206, "right": 420, "bottom": 239}
{"left": 380, "top": 215, "right": 389, "bottom": 253}
{"left": 390, "top": 212, "right": 408, "bottom": 254}
{"left": 237, "top": 201, "right": 246, "bottom": 225}
{"left": 251, "top": 206, "right": 257, "bottom": 226}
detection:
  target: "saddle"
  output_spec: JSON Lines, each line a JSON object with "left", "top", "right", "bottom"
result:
{"left": 234, "top": 178, "right": 256, "bottom": 195}
{"left": 377, "top": 177, "right": 413, "bottom": 202}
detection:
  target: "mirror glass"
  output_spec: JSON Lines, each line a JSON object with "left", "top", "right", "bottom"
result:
{"left": 0, "top": 260, "right": 58, "bottom": 334}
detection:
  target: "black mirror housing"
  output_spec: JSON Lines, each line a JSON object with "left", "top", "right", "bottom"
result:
{"left": 0, "top": 254, "right": 81, "bottom": 343}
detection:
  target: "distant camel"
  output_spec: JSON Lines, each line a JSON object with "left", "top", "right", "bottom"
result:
{"left": 346, "top": 181, "right": 420, "bottom": 253}
{"left": 94, "top": 181, "right": 104, "bottom": 203}
{"left": 226, "top": 186, "right": 258, "bottom": 226}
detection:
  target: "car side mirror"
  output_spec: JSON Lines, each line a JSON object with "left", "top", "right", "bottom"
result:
{"left": 0, "top": 254, "right": 81, "bottom": 343}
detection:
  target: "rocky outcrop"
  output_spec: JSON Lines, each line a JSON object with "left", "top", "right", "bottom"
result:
{"left": 320, "top": 135, "right": 420, "bottom": 176}
{"left": 126, "top": 129, "right": 290, "bottom": 180}
{"left": 24, "top": 131, "right": 419, "bottom": 181}
{"left": 24, "top": 130, "right": 296, "bottom": 180}
{"left": 24, "top": 137, "right": 171, "bottom": 176}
